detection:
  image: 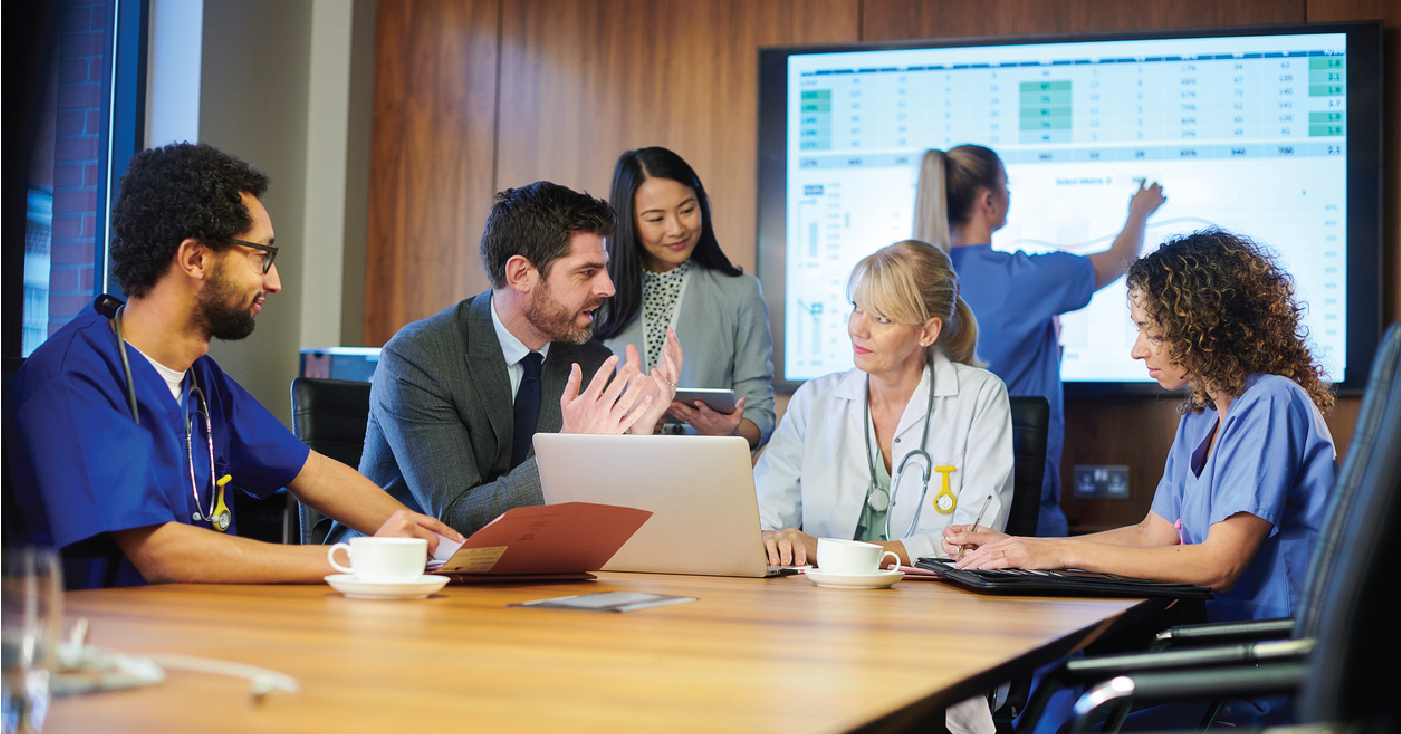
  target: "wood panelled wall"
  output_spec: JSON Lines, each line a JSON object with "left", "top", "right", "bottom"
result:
{"left": 368, "top": 0, "right": 1399, "bottom": 530}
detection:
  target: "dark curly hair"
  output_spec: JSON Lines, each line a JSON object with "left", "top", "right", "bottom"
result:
{"left": 110, "top": 142, "right": 269, "bottom": 298}
{"left": 1125, "top": 229, "right": 1333, "bottom": 415}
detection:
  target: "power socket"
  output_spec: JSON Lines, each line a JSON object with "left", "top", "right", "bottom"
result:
{"left": 1072, "top": 465, "right": 1130, "bottom": 500}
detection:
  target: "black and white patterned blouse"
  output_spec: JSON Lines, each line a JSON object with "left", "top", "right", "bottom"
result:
{"left": 641, "top": 259, "right": 692, "bottom": 372}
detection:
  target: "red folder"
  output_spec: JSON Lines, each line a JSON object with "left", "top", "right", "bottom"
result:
{"left": 436, "top": 502, "right": 651, "bottom": 579}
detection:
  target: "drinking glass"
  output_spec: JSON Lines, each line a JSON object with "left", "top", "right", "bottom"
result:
{"left": 2, "top": 548, "right": 63, "bottom": 734}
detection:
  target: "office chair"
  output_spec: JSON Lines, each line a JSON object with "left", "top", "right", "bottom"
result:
{"left": 1070, "top": 324, "right": 1401, "bottom": 733}
{"left": 984, "top": 396, "right": 1049, "bottom": 730}
{"left": 290, "top": 377, "right": 373, "bottom": 545}
{"left": 1021, "top": 323, "right": 1401, "bottom": 732}
{"left": 1006, "top": 396, "right": 1049, "bottom": 538}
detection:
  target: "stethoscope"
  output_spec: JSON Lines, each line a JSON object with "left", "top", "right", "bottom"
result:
{"left": 112, "top": 304, "right": 232, "bottom": 532}
{"left": 861, "top": 370, "right": 959, "bottom": 540}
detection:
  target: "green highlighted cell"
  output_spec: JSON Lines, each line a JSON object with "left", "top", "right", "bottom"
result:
{"left": 1308, "top": 124, "right": 1344, "bottom": 137}
{"left": 1020, "top": 117, "right": 1072, "bottom": 131}
{"left": 1309, "top": 68, "right": 1345, "bottom": 83}
{"left": 800, "top": 89, "right": 832, "bottom": 113}
{"left": 1309, "top": 111, "right": 1345, "bottom": 123}
{"left": 1309, "top": 57, "right": 1345, "bottom": 70}
{"left": 1309, "top": 84, "right": 1345, "bottom": 97}
{"left": 1020, "top": 81, "right": 1072, "bottom": 92}
{"left": 1019, "top": 90, "right": 1072, "bottom": 106}
{"left": 1019, "top": 106, "right": 1072, "bottom": 118}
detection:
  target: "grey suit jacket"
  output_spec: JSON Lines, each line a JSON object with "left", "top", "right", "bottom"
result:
{"left": 329, "top": 290, "right": 613, "bottom": 541}
{"left": 603, "top": 267, "right": 776, "bottom": 445}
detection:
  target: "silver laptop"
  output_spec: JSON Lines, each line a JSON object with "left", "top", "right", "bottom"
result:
{"left": 534, "top": 433, "right": 785, "bottom": 577}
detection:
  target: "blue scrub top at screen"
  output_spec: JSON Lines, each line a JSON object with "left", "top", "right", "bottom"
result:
{"left": 949, "top": 245, "right": 1095, "bottom": 536}
{"left": 1150, "top": 374, "right": 1335, "bottom": 623}
{"left": 8, "top": 298, "right": 310, "bottom": 588}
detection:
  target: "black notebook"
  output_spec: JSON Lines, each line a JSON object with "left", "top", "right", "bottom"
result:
{"left": 915, "top": 558, "right": 1214, "bottom": 599}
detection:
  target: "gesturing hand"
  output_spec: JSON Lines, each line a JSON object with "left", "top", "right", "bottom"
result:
{"left": 559, "top": 355, "right": 649, "bottom": 435}
{"left": 1129, "top": 181, "right": 1166, "bottom": 219}
{"left": 624, "top": 328, "right": 684, "bottom": 435}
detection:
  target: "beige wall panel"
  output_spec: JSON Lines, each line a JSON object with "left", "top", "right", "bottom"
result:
{"left": 494, "top": 0, "right": 860, "bottom": 280}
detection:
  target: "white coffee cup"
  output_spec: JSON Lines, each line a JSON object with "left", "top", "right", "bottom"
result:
{"left": 816, "top": 538, "right": 900, "bottom": 576}
{"left": 327, "top": 537, "right": 428, "bottom": 583}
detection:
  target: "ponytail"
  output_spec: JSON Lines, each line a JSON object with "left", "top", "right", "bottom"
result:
{"left": 935, "top": 295, "right": 984, "bottom": 368}
{"left": 914, "top": 150, "right": 951, "bottom": 253}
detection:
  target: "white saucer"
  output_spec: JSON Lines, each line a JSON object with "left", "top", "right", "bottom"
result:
{"left": 325, "top": 574, "right": 449, "bottom": 599}
{"left": 806, "top": 568, "right": 904, "bottom": 589}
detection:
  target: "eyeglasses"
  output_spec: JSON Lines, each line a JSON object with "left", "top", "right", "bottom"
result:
{"left": 225, "top": 238, "right": 279, "bottom": 274}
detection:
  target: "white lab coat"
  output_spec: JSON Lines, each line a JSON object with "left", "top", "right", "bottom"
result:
{"left": 755, "top": 352, "right": 1015, "bottom": 563}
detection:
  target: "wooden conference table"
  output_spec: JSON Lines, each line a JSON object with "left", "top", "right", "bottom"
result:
{"left": 49, "top": 572, "right": 1156, "bottom": 733}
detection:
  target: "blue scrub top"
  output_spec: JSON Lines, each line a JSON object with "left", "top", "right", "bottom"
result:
{"left": 1150, "top": 375, "right": 1335, "bottom": 623}
{"left": 949, "top": 245, "right": 1095, "bottom": 537}
{"left": 7, "top": 298, "right": 310, "bottom": 589}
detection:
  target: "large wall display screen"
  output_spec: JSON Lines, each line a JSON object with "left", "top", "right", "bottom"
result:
{"left": 757, "top": 24, "right": 1381, "bottom": 392}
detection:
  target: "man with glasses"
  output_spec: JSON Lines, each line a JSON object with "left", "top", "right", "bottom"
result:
{"left": 8, "top": 142, "right": 461, "bottom": 588}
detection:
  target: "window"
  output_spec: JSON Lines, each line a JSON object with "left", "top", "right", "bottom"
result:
{"left": 7, "top": 0, "right": 146, "bottom": 357}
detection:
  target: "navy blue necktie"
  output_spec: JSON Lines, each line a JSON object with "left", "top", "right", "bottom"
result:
{"left": 510, "top": 352, "right": 544, "bottom": 468}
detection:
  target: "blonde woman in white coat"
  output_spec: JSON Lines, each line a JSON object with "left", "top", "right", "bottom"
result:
{"left": 757, "top": 239, "right": 1014, "bottom": 568}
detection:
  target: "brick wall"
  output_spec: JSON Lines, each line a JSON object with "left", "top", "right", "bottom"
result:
{"left": 48, "top": 0, "right": 109, "bottom": 334}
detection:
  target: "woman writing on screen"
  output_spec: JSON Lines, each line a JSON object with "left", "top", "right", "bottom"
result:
{"left": 757, "top": 240, "right": 1014, "bottom": 569}
{"left": 945, "top": 230, "right": 1336, "bottom": 626}
{"left": 593, "top": 147, "right": 776, "bottom": 448}
{"left": 916, "top": 145, "right": 1166, "bottom": 537}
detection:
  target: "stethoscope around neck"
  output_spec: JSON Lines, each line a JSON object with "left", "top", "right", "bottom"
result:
{"left": 861, "top": 369, "right": 958, "bottom": 540}
{"left": 110, "top": 302, "right": 231, "bottom": 532}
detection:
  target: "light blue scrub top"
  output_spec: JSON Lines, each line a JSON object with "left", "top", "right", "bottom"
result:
{"left": 8, "top": 298, "right": 310, "bottom": 589}
{"left": 948, "top": 245, "right": 1095, "bottom": 537}
{"left": 1150, "top": 374, "right": 1335, "bottom": 623}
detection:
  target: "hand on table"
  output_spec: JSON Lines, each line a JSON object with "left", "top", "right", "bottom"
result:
{"left": 373, "top": 509, "right": 464, "bottom": 554}
{"left": 560, "top": 355, "right": 649, "bottom": 434}
{"left": 667, "top": 397, "right": 745, "bottom": 436}
{"left": 762, "top": 528, "right": 818, "bottom": 567}
{"left": 951, "top": 534, "right": 1067, "bottom": 571}
{"left": 940, "top": 524, "right": 1008, "bottom": 559}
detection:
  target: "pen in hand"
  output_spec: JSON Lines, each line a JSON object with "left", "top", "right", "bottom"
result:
{"left": 958, "top": 495, "right": 994, "bottom": 560}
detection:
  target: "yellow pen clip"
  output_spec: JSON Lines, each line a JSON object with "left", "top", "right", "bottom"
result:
{"left": 211, "top": 474, "right": 233, "bottom": 532}
{"left": 932, "top": 465, "right": 957, "bottom": 514}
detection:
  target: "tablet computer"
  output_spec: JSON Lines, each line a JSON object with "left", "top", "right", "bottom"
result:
{"left": 672, "top": 388, "right": 736, "bottom": 413}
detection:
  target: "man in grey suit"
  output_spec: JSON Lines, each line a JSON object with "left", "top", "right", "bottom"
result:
{"left": 333, "top": 182, "right": 681, "bottom": 540}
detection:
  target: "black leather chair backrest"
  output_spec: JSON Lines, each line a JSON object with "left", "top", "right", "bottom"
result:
{"left": 1294, "top": 323, "right": 1401, "bottom": 639}
{"left": 1299, "top": 323, "right": 1401, "bottom": 725}
{"left": 290, "top": 377, "right": 373, "bottom": 545}
{"left": 1007, "top": 395, "right": 1049, "bottom": 538}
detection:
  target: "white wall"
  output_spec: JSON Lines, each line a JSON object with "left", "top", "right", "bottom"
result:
{"left": 148, "top": 0, "right": 374, "bottom": 426}
{"left": 144, "top": 0, "right": 202, "bottom": 147}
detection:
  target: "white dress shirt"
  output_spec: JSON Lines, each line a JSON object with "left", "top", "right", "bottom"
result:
{"left": 490, "top": 294, "right": 551, "bottom": 399}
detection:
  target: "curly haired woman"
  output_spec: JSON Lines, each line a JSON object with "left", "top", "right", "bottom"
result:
{"left": 944, "top": 229, "right": 1336, "bottom": 626}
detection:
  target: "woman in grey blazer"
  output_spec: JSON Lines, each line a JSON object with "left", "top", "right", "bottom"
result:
{"left": 594, "top": 147, "right": 776, "bottom": 448}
